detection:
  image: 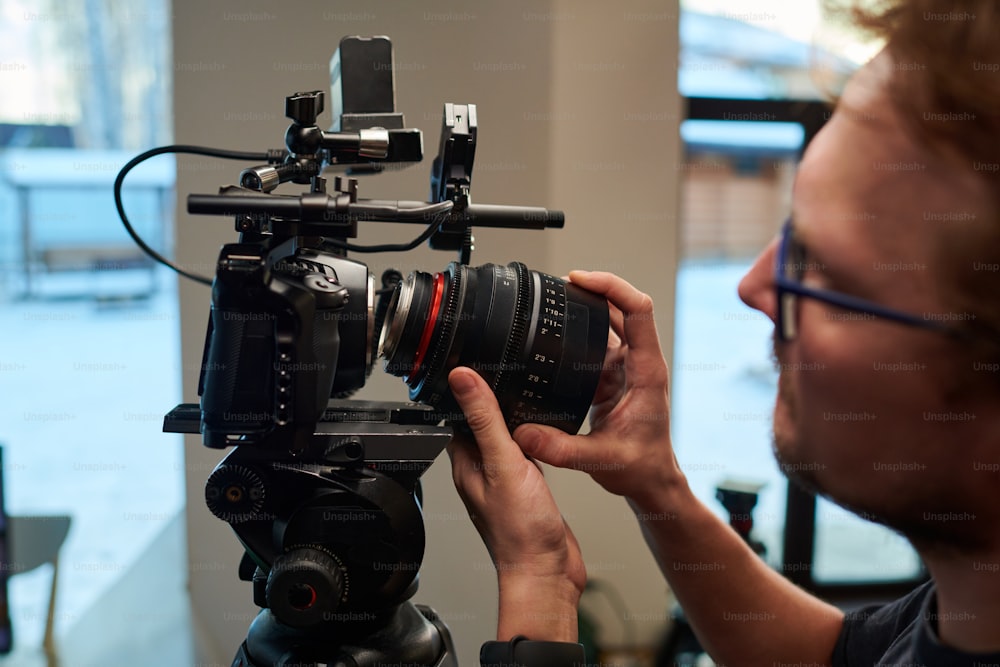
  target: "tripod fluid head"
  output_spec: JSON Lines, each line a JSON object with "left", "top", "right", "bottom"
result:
{"left": 166, "top": 400, "right": 456, "bottom": 666}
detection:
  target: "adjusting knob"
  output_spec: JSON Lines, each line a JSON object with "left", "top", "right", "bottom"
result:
{"left": 205, "top": 465, "right": 266, "bottom": 524}
{"left": 265, "top": 547, "right": 346, "bottom": 628}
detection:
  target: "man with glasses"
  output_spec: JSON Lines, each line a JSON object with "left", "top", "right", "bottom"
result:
{"left": 451, "top": 1, "right": 1000, "bottom": 665}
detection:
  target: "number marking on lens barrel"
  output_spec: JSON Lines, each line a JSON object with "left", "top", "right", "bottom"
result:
{"left": 511, "top": 273, "right": 567, "bottom": 421}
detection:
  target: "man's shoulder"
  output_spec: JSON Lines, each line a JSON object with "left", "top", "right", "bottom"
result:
{"left": 831, "top": 579, "right": 933, "bottom": 666}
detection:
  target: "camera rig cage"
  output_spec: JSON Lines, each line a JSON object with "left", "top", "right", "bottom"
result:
{"left": 115, "top": 36, "right": 607, "bottom": 666}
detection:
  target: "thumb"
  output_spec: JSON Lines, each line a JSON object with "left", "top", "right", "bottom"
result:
{"left": 448, "top": 367, "right": 522, "bottom": 473}
{"left": 513, "top": 423, "right": 597, "bottom": 472}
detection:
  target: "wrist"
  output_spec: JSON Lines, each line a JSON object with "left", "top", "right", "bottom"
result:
{"left": 496, "top": 574, "right": 581, "bottom": 642}
{"left": 626, "top": 471, "right": 692, "bottom": 520}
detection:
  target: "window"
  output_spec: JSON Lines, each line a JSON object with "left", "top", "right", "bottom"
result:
{"left": 672, "top": 1, "right": 922, "bottom": 591}
{"left": 0, "top": 0, "right": 184, "bottom": 656}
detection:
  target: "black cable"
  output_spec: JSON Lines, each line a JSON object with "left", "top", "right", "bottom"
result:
{"left": 324, "top": 202, "right": 453, "bottom": 253}
{"left": 115, "top": 144, "right": 455, "bottom": 285}
{"left": 114, "top": 144, "right": 271, "bottom": 286}
{"left": 117, "top": 145, "right": 458, "bottom": 283}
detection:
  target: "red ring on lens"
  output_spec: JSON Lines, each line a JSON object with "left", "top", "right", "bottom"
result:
{"left": 410, "top": 273, "right": 444, "bottom": 377}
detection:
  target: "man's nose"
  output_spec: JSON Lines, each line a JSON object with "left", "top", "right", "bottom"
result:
{"left": 738, "top": 236, "right": 779, "bottom": 326}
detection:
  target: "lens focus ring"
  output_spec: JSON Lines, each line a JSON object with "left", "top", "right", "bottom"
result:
{"left": 379, "top": 262, "right": 608, "bottom": 434}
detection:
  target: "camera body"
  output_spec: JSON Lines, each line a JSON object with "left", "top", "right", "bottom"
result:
{"left": 199, "top": 237, "right": 374, "bottom": 453}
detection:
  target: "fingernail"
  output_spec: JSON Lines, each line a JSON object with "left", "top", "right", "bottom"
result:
{"left": 449, "top": 369, "right": 477, "bottom": 395}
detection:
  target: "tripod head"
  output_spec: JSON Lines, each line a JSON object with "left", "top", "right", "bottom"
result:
{"left": 166, "top": 399, "right": 454, "bottom": 666}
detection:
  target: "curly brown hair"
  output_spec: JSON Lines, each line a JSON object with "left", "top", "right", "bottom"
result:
{"left": 843, "top": 1, "right": 1000, "bottom": 165}
{"left": 831, "top": 0, "right": 1000, "bottom": 346}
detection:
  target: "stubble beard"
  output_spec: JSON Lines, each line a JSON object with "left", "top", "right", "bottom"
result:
{"left": 769, "top": 342, "right": 818, "bottom": 490}
{"left": 768, "top": 343, "right": 989, "bottom": 553}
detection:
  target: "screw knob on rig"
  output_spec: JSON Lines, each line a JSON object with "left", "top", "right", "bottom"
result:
{"left": 285, "top": 91, "right": 324, "bottom": 126}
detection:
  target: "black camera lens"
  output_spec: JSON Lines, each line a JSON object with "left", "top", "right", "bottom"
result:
{"left": 379, "top": 262, "right": 608, "bottom": 434}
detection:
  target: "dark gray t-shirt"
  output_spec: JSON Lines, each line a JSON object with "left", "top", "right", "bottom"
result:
{"left": 832, "top": 580, "right": 1000, "bottom": 666}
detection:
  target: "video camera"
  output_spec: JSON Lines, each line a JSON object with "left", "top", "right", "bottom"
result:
{"left": 149, "top": 36, "right": 609, "bottom": 666}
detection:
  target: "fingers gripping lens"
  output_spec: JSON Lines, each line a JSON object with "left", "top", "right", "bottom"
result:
{"left": 379, "top": 262, "right": 609, "bottom": 434}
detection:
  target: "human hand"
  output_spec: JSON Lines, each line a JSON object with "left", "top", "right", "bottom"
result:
{"left": 447, "top": 366, "right": 585, "bottom": 641}
{"left": 511, "top": 270, "right": 682, "bottom": 504}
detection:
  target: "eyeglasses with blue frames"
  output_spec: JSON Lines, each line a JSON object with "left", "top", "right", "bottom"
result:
{"left": 774, "top": 217, "right": 968, "bottom": 343}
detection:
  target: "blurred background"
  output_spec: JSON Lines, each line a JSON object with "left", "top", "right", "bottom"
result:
{"left": 0, "top": 1, "right": 922, "bottom": 665}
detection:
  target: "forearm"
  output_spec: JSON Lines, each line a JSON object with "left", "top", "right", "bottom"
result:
{"left": 629, "top": 478, "right": 843, "bottom": 667}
